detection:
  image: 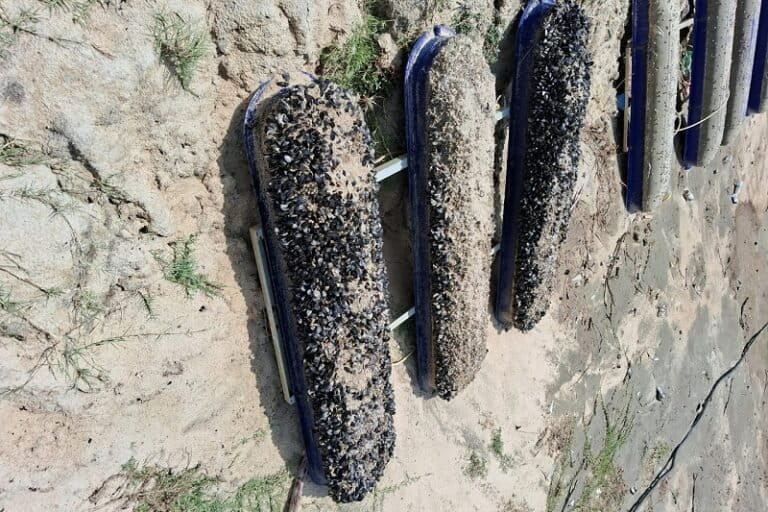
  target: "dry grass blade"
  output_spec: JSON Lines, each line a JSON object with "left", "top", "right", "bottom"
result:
{"left": 153, "top": 12, "right": 209, "bottom": 91}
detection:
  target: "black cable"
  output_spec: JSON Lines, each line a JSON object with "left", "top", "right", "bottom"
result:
{"left": 627, "top": 319, "right": 768, "bottom": 512}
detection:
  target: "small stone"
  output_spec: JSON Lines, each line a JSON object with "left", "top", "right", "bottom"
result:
{"left": 377, "top": 33, "right": 402, "bottom": 70}
{"left": 730, "top": 180, "right": 743, "bottom": 204}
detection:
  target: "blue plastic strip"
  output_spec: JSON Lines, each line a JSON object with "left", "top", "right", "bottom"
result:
{"left": 495, "top": 0, "right": 556, "bottom": 328}
{"left": 749, "top": 0, "right": 768, "bottom": 113}
{"left": 243, "top": 80, "right": 326, "bottom": 485}
{"left": 683, "top": 0, "right": 709, "bottom": 168}
{"left": 403, "top": 25, "right": 455, "bottom": 394}
{"left": 626, "top": 0, "right": 649, "bottom": 212}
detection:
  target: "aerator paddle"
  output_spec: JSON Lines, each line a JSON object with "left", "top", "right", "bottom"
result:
{"left": 723, "top": 0, "right": 761, "bottom": 144}
{"left": 404, "top": 28, "right": 495, "bottom": 399}
{"left": 625, "top": 1, "right": 678, "bottom": 212}
{"left": 749, "top": 0, "right": 768, "bottom": 113}
{"left": 495, "top": 0, "right": 591, "bottom": 331}
{"left": 682, "top": 0, "right": 737, "bottom": 168}
{"left": 243, "top": 74, "right": 395, "bottom": 502}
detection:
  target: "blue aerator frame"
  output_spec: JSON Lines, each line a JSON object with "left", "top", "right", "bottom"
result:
{"left": 625, "top": 0, "right": 649, "bottom": 212}
{"left": 495, "top": 0, "right": 556, "bottom": 328}
{"left": 404, "top": 25, "right": 455, "bottom": 395}
{"left": 749, "top": 0, "right": 768, "bottom": 112}
{"left": 682, "top": 0, "right": 709, "bottom": 168}
{"left": 243, "top": 80, "right": 326, "bottom": 485}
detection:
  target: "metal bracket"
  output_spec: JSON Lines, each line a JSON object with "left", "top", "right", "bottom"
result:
{"left": 249, "top": 226, "right": 295, "bottom": 405}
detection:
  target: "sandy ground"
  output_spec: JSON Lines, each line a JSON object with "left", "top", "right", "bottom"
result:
{"left": 0, "top": 0, "right": 767, "bottom": 511}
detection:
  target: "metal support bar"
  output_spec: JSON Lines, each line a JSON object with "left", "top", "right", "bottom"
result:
{"left": 373, "top": 107, "right": 510, "bottom": 183}
{"left": 388, "top": 307, "right": 416, "bottom": 331}
{"left": 375, "top": 156, "right": 409, "bottom": 182}
{"left": 250, "top": 226, "right": 295, "bottom": 405}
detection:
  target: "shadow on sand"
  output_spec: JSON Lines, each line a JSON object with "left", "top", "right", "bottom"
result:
{"left": 215, "top": 97, "right": 312, "bottom": 494}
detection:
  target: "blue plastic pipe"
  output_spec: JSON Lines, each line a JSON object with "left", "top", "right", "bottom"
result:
{"left": 403, "top": 25, "right": 455, "bottom": 395}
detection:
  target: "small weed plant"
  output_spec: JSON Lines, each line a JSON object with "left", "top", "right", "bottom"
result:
{"left": 153, "top": 12, "right": 208, "bottom": 91}
{"left": 109, "top": 458, "right": 288, "bottom": 512}
{"left": 157, "top": 235, "right": 221, "bottom": 297}
{"left": 490, "top": 428, "right": 514, "bottom": 472}
{"left": 320, "top": 7, "right": 389, "bottom": 100}
{"left": 464, "top": 450, "right": 488, "bottom": 480}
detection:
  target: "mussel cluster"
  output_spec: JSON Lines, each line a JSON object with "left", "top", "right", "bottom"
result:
{"left": 511, "top": 3, "right": 592, "bottom": 331}
{"left": 255, "top": 79, "right": 395, "bottom": 502}
{"left": 424, "top": 37, "right": 495, "bottom": 399}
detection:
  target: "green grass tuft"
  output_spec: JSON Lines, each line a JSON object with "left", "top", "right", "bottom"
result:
{"left": 157, "top": 235, "right": 221, "bottom": 297}
{"left": 0, "top": 135, "right": 47, "bottom": 167}
{"left": 72, "top": 0, "right": 100, "bottom": 25}
{"left": 649, "top": 440, "right": 671, "bottom": 462}
{"left": 451, "top": 6, "right": 482, "bottom": 36}
{"left": 153, "top": 12, "right": 208, "bottom": 91}
{"left": 423, "top": 0, "right": 450, "bottom": 21}
{"left": 0, "top": 286, "right": 24, "bottom": 314}
{"left": 115, "top": 458, "right": 288, "bottom": 512}
{"left": 490, "top": 428, "right": 504, "bottom": 456}
{"left": 136, "top": 289, "right": 155, "bottom": 318}
{"left": 39, "top": 0, "right": 74, "bottom": 11}
{"left": 56, "top": 340, "right": 108, "bottom": 391}
{"left": 490, "top": 428, "right": 514, "bottom": 472}
{"left": 450, "top": 6, "right": 503, "bottom": 65}
{"left": 320, "top": 11, "right": 388, "bottom": 100}
{"left": 35, "top": 0, "right": 102, "bottom": 25}
{"left": 91, "top": 174, "right": 127, "bottom": 202}
{"left": 8, "top": 185, "right": 78, "bottom": 217}
{"left": 73, "top": 289, "right": 102, "bottom": 325}
{"left": 546, "top": 455, "right": 570, "bottom": 512}
{"left": 43, "top": 287, "right": 64, "bottom": 298}
{"left": 44, "top": 335, "right": 124, "bottom": 392}
{"left": 573, "top": 401, "right": 634, "bottom": 511}
{"left": 464, "top": 450, "right": 488, "bottom": 480}
{"left": 482, "top": 19, "right": 502, "bottom": 65}
{"left": 0, "top": 7, "right": 42, "bottom": 46}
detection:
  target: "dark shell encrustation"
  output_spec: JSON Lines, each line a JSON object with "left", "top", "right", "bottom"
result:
{"left": 245, "top": 75, "right": 395, "bottom": 502}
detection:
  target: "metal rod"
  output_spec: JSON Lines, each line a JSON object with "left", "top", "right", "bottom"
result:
{"left": 374, "top": 107, "right": 510, "bottom": 183}
{"left": 250, "top": 226, "right": 295, "bottom": 405}
{"left": 388, "top": 244, "right": 501, "bottom": 330}
{"left": 374, "top": 156, "right": 408, "bottom": 182}
{"left": 388, "top": 307, "right": 416, "bottom": 331}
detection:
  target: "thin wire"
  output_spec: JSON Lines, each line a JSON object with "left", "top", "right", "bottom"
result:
{"left": 675, "top": 95, "right": 730, "bottom": 134}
